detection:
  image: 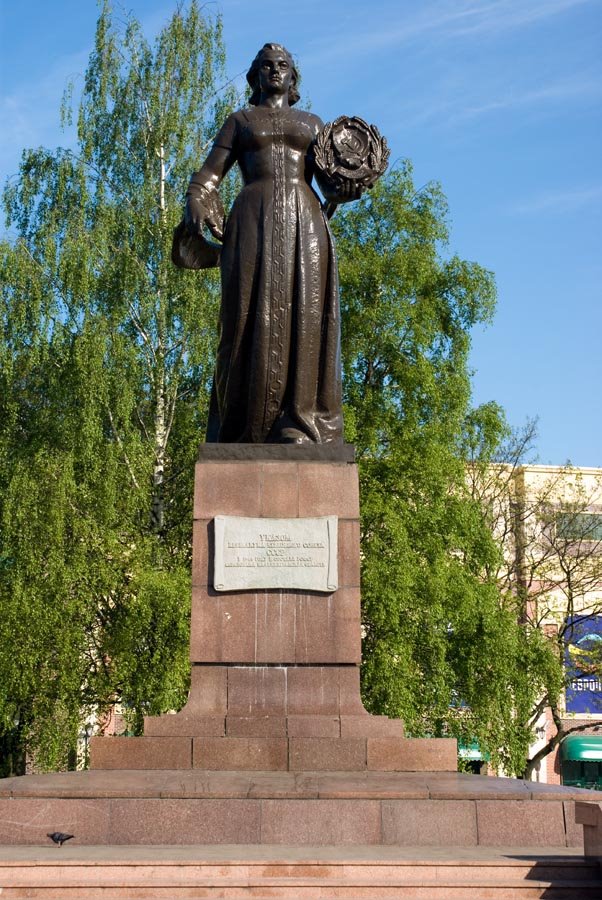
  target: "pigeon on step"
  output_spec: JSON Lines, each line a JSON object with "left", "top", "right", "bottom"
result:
{"left": 47, "top": 832, "right": 74, "bottom": 846}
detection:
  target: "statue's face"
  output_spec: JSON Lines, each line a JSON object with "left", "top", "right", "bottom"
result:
{"left": 257, "top": 49, "right": 293, "bottom": 97}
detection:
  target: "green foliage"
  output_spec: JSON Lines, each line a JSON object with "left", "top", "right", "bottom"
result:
{"left": 0, "top": 6, "right": 554, "bottom": 778}
{"left": 333, "top": 168, "right": 548, "bottom": 773}
{"left": 0, "top": 1, "right": 234, "bottom": 772}
{"left": 103, "top": 567, "right": 191, "bottom": 735}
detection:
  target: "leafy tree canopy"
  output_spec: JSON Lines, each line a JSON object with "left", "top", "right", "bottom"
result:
{"left": 0, "top": 0, "right": 235, "bottom": 772}
{"left": 333, "top": 174, "right": 552, "bottom": 773}
{"left": 1, "top": 2, "right": 553, "bottom": 777}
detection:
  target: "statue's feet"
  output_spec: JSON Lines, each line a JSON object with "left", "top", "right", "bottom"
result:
{"left": 279, "top": 427, "right": 313, "bottom": 445}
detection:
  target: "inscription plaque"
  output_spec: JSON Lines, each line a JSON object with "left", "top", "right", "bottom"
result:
{"left": 213, "top": 516, "right": 338, "bottom": 592}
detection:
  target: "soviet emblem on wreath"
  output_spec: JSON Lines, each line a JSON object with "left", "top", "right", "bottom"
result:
{"left": 313, "top": 115, "right": 390, "bottom": 217}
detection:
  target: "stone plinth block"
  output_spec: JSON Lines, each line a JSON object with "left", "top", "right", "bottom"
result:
{"left": 110, "top": 798, "right": 261, "bottom": 844}
{"left": 194, "top": 462, "right": 262, "bottom": 520}
{"left": 576, "top": 801, "right": 602, "bottom": 858}
{"left": 286, "top": 715, "right": 341, "bottom": 737}
{"left": 382, "top": 798, "right": 478, "bottom": 846}
{"left": 367, "top": 738, "right": 458, "bottom": 772}
{"left": 225, "top": 666, "right": 288, "bottom": 717}
{"left": 144, "top": 714, "right": 225, "bottom": 737}
{"left": 0, "top": 798, "right": 111, "bottom": 845}
{"left": 477, "top": 799, "right": 568, "bottom": 846}
{"left": 225, "top": 716, "right": 288, "bottom": 737}
{"left": 298, "top": 463, "right": 360, "bottom": 518}
{"left": 260, "top": 799, "right": 382, "bottom": 844}
{"left": 193, "top": 737, "right": 288, "bottom": 771}
{"left": 90, "top": 736, "right": 192, "bottom": 770}
{"left": 194, "top": 459, "right": 359, "bottom": 521}
{"left": 286, "top": 666, "right": 342, "bottom": 716}
{"left": 289, "top": 737, "right": 367, "bottom": 771}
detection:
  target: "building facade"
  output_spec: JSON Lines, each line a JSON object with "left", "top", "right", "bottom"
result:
{"left": 491, "top": 464, "right": 602, "bottom": 785}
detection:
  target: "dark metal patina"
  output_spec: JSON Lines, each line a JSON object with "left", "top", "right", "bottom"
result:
{"left": 173, "top": 43, "right": 386, "bottom": 445}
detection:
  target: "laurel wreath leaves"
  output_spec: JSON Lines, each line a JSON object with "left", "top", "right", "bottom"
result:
{"left": 314, "top": 116, "right": 390, "bottom": 191}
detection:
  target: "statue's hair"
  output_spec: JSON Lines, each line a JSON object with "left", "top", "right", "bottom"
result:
{"left": 246, "top": 43, "right": 300, "bottom": 106}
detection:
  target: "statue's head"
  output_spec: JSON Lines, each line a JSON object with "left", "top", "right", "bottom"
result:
{"left": 246, "top": 43, "right": 300, "bottom": 106}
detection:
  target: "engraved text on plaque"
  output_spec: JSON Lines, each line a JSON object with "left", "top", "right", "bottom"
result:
{"left": 213, "top": 516, "right": 338, "bottom": 592}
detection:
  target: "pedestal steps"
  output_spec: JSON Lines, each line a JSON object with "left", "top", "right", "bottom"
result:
{"left": 0, "top": 770, "right": 597, "bottom": 848}
{"left": 0, "top": 850, "right": 600, "bottom": 899}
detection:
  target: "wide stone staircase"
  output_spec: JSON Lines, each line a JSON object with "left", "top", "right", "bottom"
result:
{"left": 1, "top": 845, "right": 601, "bottom": 898}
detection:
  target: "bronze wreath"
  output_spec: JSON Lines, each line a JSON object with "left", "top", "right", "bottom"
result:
{"left": 314, "top": 115, "right": 390, "bottom": 192}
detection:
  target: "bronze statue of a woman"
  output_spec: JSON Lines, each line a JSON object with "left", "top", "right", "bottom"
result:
{"left": 174, "top": 43, "right": 367, "bottom": 445}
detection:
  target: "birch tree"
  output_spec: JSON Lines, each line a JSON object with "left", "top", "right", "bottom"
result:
{"left": 0, "top": 1, "right": 236, "bottom": 772}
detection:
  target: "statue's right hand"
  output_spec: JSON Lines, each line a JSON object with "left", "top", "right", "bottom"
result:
{"left": 184, "top": 196, "right": 205, "bottom": 236}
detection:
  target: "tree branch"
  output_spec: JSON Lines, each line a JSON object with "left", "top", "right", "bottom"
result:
{"left": 106, "top": 408, "right": 141, "bottom": 490}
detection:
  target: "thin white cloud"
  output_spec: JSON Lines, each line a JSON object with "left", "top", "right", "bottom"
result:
{"left": 512, "top": 184, "right": 602, "bottom": 215}
{"left": 445, "top": 0, "right": 593, "bottom": 36}
{"left": 448, "top": 75, "right": 602, "bottom": 122}
{"left": 301, "top": 0, "right": 594, "bottom": 65}
{"left": 397, "top": 68, "right": 602, "bottom": 131}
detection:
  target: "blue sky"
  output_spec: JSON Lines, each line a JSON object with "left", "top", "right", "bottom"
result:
{"left": 1, "top": 0, "right": 601, "bottom": 465}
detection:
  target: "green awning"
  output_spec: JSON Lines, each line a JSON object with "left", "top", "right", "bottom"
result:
{"left": 560, "top": 734, "right": 602, "bottom": 761}
{"left": 458, "top": 740, "right": 488, "bottom": 761}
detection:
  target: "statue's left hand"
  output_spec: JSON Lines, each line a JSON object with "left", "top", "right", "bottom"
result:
{"left": 321, "top": 177, "right": 364, "bottom": 218}
{"left": 321, "top": 177, "right": 364, "bottom": 206}
{"left": 337, "top": 178, "right": 364, "bottom": 202}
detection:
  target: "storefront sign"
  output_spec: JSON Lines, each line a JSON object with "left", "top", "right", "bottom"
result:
{"left": 565, "top": 615, "right": 602, "bottom": 714}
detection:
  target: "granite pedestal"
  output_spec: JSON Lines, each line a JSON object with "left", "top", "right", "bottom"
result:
{"left": 90, "top": 447, "right": 456, "bottom": 773}
{"left": 3, "top": 446, "right": 601, "bottom": 869}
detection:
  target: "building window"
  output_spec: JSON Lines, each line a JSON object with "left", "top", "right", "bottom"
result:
{"left": 556, "top": 513, "right": 602, "bottom": 541}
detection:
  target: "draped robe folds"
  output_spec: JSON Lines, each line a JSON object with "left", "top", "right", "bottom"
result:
{"left": 189, "top": 107, "right": 343, "bottom": 445}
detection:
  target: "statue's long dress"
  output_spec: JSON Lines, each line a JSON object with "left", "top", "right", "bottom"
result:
{"left": 195, "top": 107, "right": 342, "bottom": 444}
